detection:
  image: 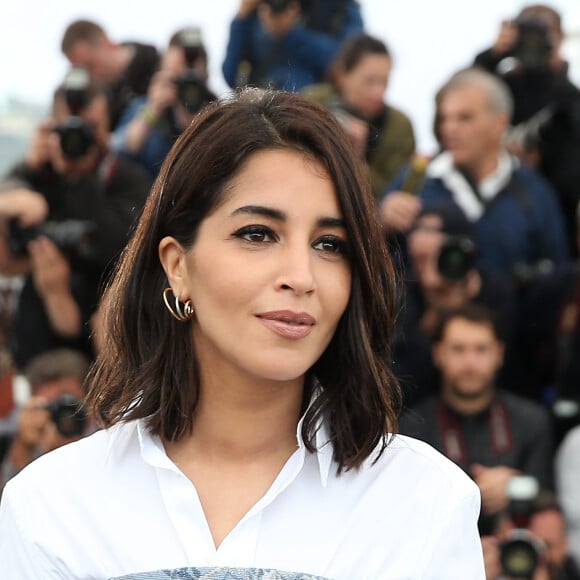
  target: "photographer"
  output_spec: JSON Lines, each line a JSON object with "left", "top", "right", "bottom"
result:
{"left": 474, "top": 5, "right": 580, "bottom": 257}
{"left": 222, "top": 0, "right": 364, "bottom": 91}
{"left": 394, "top": 203, "right": 518, "bottom": 406}
{"left": 0, "top": 349, "right": 91, "bottom": 492}
{"left": 0, "top": 73, "right": 151, "bottom": 370}
{"left": 482, "top": 489, "right": 580, "bottom": 579}
{"left": 302, "top": 33, "right": 415, "bottom": 198}
{"left": 380, "top": 67, "right": 569, "bottom": 277}
{"left": 399, "top": 305, "right": 555, "bottom": 541}
{"left": 61, "top": 20, "right": 160, "bottom": 131}
{"left": 473, "top": 4, "right": 579, "bottom": 126}
{"left": 111, "top": 27, "right": 217, "bottom": 178}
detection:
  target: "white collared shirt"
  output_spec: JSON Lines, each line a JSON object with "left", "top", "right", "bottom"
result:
{"left": 0, "top": 416, "right": 484, "bottom": 579}
{"left": 426, "top": 151, "right": 517, "bottom": 221}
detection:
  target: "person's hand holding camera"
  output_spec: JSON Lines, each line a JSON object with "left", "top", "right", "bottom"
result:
{"left": 29, "top": 237, "right": 71, "bottom": 299}
{"left": 491, "top": 20, "right": 519, "bottom": 56}
{"left": 471, "top": 464, "right": 520, "bottom": 515}
{"left": 25, "top": 119, "right": 57, "bottom": 171}
{"left": 0, "top": 188, "right": 49, "bottom": 228}
{"left": 7, "top": 396, "right": 52, "bottom": 472}
{"left": 28, "top": 236, "right": 82, "bottom": 338}
{"left": 379, "top": 191, "right": 422, "bottom": 233}
{"left": 258, "top": 0, "right": 301, "bottom": 38}
{"left": 146, "top": 70, "right": 179, "bottom": 119}
{"left": 26, "top": 114, "right": 101, "bottom": 179}
{"left": 0, "top": 189, "right": 48, "bottom": 276}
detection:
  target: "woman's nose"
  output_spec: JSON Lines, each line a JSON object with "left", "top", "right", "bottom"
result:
{"left": 275, "top": 244, "right": 316, "bottom": 295}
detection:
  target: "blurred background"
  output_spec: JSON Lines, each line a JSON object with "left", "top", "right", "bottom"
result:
{"left": 1, "top": 0, "right": 579, "bottom": 173}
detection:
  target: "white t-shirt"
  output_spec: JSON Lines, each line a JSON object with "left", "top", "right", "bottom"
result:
{"left": 0, "top": 417, "right": 485, "bottom": 579}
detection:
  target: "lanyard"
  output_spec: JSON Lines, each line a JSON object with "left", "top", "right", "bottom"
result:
{"left": 436, "top": 398, "right": 514, "bottom": 465}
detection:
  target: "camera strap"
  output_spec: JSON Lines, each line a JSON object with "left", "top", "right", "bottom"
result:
{"left": 437, "top": 398, "right": 514, "bottom": 465}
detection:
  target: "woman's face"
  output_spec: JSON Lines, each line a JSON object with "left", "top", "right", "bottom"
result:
{"left": 160, "top": 149, "right": 352, "bottom": 385}
{"left": 337, "top": 53, "right": 391, "bottom": 119}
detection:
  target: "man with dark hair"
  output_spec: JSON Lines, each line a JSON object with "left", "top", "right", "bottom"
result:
{"left": 400, "top": 304, "right": 554, "bottom": 529}
{"left": 0, "top": 72, "right": 151, "bottom": 370}
{"left": 61, "top": 19, "right": 160, "bottom": 130}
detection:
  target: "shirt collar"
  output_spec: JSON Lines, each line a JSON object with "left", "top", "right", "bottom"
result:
{"left": 426, "top": 150, "right": 517, "bottom": 221}
{"left": 121, "top": 386, "right": 335, "bottom": 487}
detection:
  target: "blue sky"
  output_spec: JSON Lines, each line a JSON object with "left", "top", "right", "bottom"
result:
{"left": 2, "top": 0, "right": 579, "bottom": 152}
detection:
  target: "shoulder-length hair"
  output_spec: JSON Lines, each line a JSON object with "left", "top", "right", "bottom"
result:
{"left": 85, "top": 89, "right": 402, "bottom": 472}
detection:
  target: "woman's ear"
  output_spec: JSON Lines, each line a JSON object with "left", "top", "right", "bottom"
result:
{"left": 158, "top": 236, "right": 187, "bottom": 295}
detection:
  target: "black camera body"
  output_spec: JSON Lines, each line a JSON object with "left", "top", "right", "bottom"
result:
{"left": 55, "top": 68, "right": 96, "bottom": 160}
{"left": 45, "top": 393, "right": 87, "bottom": 438}
{"left": 173, "top": 28, "right": 213, "bottom": 113}
{"left": 514, "top": 16, "right": 553, "bottom": 72}
{"left": 54, "top": 116, "right": 95, "bottom": 160}
{"left": 174, "top": 71, "right": 214, "bottom": 113}
{"left": 499, "top": 476, "right": 544, "bottom": 579}
{"left": 7, "top": 218, "right": 99, "bottom": 261}
{"left": 437, "top": 236, "right": 477, "bottom": 281}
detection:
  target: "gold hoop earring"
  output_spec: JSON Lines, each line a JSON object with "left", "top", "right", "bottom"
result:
{"left": 163, "top": 287, "right": 194, "bottom": 322}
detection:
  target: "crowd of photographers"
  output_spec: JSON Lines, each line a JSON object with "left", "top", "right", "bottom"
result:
{"left": 0, "top": 1, "right": 580, "bottom": 578}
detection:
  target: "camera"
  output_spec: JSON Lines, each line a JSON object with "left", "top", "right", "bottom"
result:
{"left": 45, "top": 393, "right": 87, "bottom": 438}
{"left": 513, "top": 15, "right": 553, "bottom": 72}
{"left": 437, "top": 236, "right": 477, "bottom": 281}
{"left": 173, "top": 28, "right": 214, "bottom": 113}
{"left": 7, "top": 218, "right": 99, "bottom": 261}
{"left": 54, "top": 68, "right": 96, "bottom": 159}
{"left": 499, "top": 476, "right": 545, "bottom": 579}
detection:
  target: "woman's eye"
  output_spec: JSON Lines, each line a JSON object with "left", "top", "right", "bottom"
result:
{"left": 233, "top": 226, "right": 276, "bottom": 244}
{"left": 313, "top": 236, "right": 349, "bottom": 256}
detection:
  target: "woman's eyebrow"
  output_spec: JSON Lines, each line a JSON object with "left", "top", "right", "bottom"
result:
{"left": 231, "top": 205, "right": 345, "bottom": 229}
{"left": 230, "top": 205, "right": 286, "bottom": 221}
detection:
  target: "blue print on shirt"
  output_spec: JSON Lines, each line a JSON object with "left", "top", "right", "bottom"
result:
{"left": 111, "top": 567, "right": 330, "bottom": 579}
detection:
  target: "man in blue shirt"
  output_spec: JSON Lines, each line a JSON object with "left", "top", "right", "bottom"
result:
{"left": 222, "top": 0, "right": 364, "bottom": 91}
{"left": 380, "top": 67, "right": 569, "bottom": 277}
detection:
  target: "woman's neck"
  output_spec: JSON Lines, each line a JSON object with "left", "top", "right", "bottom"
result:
{"left": 165, "top": 372, "right": 306, "bottom": 465}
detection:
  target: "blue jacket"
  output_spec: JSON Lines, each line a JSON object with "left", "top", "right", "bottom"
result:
{"left": 110, "top": 97, "right": 178, "bottom": 179}
{"left": 222, "top": 1, "right": 363, "bottom": 91}
{"left": 386, "top": 163, "right": 570, "bottom": 276}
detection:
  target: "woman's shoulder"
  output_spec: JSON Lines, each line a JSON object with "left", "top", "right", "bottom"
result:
{"left": 3, "top": 421, "right": 139, "bottom": 498}
{"left": 365, "top": 434, "right": 480, "bottom": 501}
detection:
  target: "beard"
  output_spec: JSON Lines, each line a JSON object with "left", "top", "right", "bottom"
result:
{"left": 444, "top": 372, "right": 495, "bottom": 401}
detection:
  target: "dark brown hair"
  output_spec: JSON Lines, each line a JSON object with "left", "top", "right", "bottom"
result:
{"left": 329, "top": 33, "right": 390, "bottom": 84}
{"left": 433, "top": 303, "right": 502, "bottom": 344}
{"left": 61, "top": 20, "right": 106, "bottom": 55}
{"left": 85, "top": 89, "right": 402, "bottom": 472}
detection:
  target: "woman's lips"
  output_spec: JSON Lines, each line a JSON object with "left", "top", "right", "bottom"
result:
{"left": 256, "top": 310, "right": 315, "bottom": 340}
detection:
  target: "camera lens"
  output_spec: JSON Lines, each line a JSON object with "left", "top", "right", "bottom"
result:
{"left": 500, "top": 535, "right": 541, "bottom": 578}
{"left": 437, "top": 237, "right": 476, "bottom": 281}
{"left": 47, "top": 394, "right": 87, "bottom": 438}
{"left": 55, "top": 117, "right": 95, "bottom": 159}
